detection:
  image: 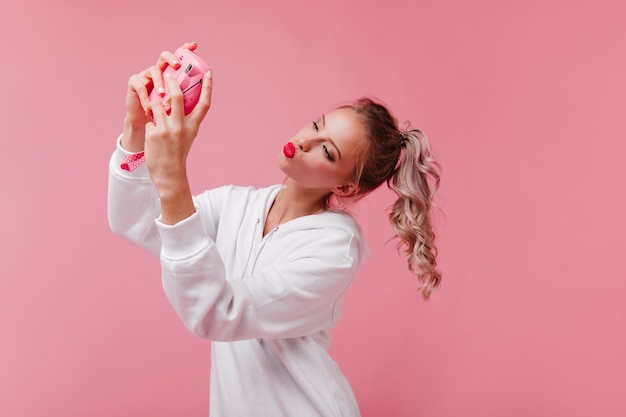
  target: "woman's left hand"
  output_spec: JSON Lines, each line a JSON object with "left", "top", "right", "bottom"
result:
{"left": 144, "top": 68, "right": 213, "bottom": 224}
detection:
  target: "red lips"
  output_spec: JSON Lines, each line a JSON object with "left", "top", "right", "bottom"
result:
{"left": 283, "top": 142, "right": 295, "bottom": 158}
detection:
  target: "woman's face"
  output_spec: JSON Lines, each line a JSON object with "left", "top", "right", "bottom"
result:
{"left": 278, "top": 107, "right": 366, "bottom": 196}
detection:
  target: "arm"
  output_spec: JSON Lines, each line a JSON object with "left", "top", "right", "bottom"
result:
{"left": 108, "top": 42, "right": 209, "bottom": 254}
{"left": 143, "top": 69, "right": 213, "bottom": 226}
{"left": 107, "top": 136, "right": 162, "bottom": 256}
{"left": 157, "top": 210, "right": 369, "bottom": 341}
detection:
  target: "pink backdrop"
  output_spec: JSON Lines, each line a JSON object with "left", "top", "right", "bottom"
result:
{"left": 1, "top": 0, "right": 625, "bottom": 416}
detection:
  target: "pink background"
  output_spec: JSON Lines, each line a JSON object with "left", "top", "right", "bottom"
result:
{"left": 1, "top": 0, "right": 625, "bottom": 416}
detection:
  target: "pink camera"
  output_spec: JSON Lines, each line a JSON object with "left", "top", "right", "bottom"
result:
{"left": 149, "top": 47, "right": 211, "bottom": 115}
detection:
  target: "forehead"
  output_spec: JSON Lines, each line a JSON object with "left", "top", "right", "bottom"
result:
{"left": 325, "top": 108, "right": 366, "bottom": 155}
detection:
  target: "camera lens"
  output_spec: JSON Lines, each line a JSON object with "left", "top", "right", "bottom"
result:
{"left": 185, "top": 64, "right": 193, "bottom": 74}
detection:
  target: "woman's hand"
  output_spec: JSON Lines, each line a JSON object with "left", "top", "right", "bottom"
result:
{"left": 121, "top": 42, "right": 198, "bottom": 152}
{"left": 144, "top": 64, "right": 213, "bottom": 225}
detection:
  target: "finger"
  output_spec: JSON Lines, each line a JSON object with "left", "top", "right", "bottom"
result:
{"left": 164, "top": 73, "right": 184, "bottom": 120}
{"left": 149, "top": 66, "right": 165, "bottom": 98}
{"left": 181, "top": 41, "right": 198, "bottom": 51}
{"left": 189, "top": 70, "right": 213, "bottom": 123}
{"left": 149, "top": 99, "right": 167, "bottom": 128}
{"left": 156, "top": 50, "right": 181, "bottom": 70}
{"left": 151, "top": 52, "right": 181, "bottom": 97}
{"left": 128, "top": 74, "right": 152, "bottom": 111}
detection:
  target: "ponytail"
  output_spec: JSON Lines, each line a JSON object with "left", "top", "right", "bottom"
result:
{"left": 388, "top": 129, "right": 441, "bottom": 300}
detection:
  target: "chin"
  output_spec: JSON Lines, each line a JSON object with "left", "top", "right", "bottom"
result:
{"left": 276, "top": 159, "right": 291, "bottom": 178}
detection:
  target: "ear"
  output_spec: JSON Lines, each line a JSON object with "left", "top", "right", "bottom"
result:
{"left": 332, "top": 183, "right": 358, "bottom": 197}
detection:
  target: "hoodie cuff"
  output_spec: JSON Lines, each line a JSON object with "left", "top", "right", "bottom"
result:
{"left": 110, "top": 134, "right": 150, "bottom": 178}
{"left": 155, "top": 211, "right": 210, "bottom": 260}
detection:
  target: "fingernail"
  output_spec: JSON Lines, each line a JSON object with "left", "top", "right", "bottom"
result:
{"left": 171, "top": 60, "right": 179, "bottom": 66}
{"left": 164, "top": 73, "right": 172, "bottom": 79}
{"left": 206, "top": 70, "right": 212, "bottom": 80}
{"left": 157, "top": 86, "right": 165, "bottom": 95}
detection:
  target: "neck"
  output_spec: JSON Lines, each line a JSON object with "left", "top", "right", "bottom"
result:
{"left": 263, "top": 180, "right": 329, "bottom": 235}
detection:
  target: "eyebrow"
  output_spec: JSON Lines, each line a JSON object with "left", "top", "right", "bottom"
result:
{"left": 321, "top": 114, "right": 342, "bottom": 160}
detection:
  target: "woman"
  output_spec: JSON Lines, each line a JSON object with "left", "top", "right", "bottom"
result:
{"left": 108, "top": 42, "right": 441, "bottom": 417}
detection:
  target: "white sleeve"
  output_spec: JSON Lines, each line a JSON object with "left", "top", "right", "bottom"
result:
{"left": 107, "top": 136, "right": 162, "bottom": 257}
{"left": 156, "top": 213, "right": 367, "bottom": 341}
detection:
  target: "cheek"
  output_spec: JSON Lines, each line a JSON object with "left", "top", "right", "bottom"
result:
{"left": 306, "top": 165, "right": 332, "bottom": 182}
{"left": 315, "top": 164, "right": 352, "bottom": 185}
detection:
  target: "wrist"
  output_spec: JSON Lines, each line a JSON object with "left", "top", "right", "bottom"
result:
{"left": 156, "top": 180, "right": 195, "bottom": 225}
{"left": 152, "top": 170, "right": 191, "bottom": 200}
{"left": 121, "top": 116, "right": 147, "bottom": 152}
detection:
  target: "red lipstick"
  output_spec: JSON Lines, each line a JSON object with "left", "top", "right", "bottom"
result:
{"left": 283, "top": 142, "right": 296, "bottom": 158}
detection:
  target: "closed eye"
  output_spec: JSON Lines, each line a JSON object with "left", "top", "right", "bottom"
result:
{"left": 322, "top": 144, "right": 335, "bottom": 161}
{"left": 312, "top": 120, "right": 319, "bottom": 131}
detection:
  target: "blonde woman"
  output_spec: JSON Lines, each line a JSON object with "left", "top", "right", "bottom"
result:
{"left": 108, "top": 42, "right": 441, "bottom": 417}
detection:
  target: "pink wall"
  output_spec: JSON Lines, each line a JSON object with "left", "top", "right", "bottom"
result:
{"left": 1, "top": 0, "right": 625, "bottom": 416}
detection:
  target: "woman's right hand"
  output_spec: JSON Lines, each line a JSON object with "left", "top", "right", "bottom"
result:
{"left": 121, "top": 42, "right": 198, "bottom": 152}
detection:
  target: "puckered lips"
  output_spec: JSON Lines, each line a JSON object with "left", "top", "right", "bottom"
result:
{"left": 283, "top": 141, "right": 296, "bottom": 158}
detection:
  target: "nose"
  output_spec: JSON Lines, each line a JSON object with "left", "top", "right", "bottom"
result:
{"left": 295, "top": 136, "right": 316, "bottom": 152}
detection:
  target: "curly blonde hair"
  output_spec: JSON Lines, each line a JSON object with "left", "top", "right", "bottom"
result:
{"left": 336, "top": 97, "right": 442, "bottom": 300}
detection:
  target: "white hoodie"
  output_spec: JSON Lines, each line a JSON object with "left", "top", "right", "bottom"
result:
{"left": 108, "top": 139, "right": 370, "bottom": 417}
